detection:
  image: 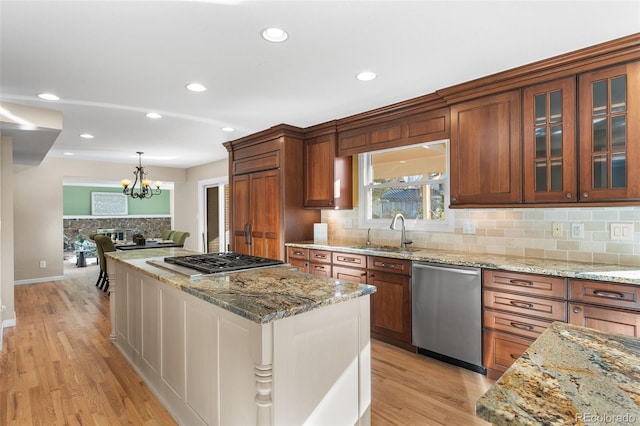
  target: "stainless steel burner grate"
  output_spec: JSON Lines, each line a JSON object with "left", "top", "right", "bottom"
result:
{"left": 163, "top": 252, "right": 284, "bottom": 274}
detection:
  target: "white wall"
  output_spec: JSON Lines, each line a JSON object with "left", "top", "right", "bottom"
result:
{"left": 1, "top": 136, "right": 16, "bottom": 342}
{"left": 173, "top": 159, "right": 228, "bottom": 252}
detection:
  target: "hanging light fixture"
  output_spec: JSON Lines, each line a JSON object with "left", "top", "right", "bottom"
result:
{"left": 121, "top": 152, "right": 162, "bottom": 199}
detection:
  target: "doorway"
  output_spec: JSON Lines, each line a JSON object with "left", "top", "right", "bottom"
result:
{"left": 199, "top": 178, "right": 229, "bottom": 253}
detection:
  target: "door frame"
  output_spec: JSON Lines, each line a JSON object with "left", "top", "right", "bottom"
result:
{"left": 197, "top": 176, "right": 228, "bottom": 253}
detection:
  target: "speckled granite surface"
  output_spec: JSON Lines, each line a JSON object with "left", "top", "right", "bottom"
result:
{"left": 106, "top": 249, "right": 376, "bottom": 324}
{"left": 476, "top": 322, "right": 640, "bottom": 426}
{"left": 286, "top": 242, "right": 640, "bottom": 285}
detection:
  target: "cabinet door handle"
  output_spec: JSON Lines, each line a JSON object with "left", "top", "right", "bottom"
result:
{"left": 451, "top": 196, "right": 457, "bottom": 202}
{"left": 592, "top": 290, "right": 625, "bottom": 299}
{"left": 583, "top": 192, "right": 589, "bottom": 198}
{"left": 510, "top": 321, "right": 534, "bottom": 331}
{"left": 509, "top": 279, "right": 534, "bottom": 287}
{"left": 565, "top": 192, "right": 572, "bottom": 199}
{"left": 510, "top": 353, "right": 519, "bottom": 360}
{"left": 573, "top": 306, "right": 581, "bottom": 314}
{"left": 245, "top": 223, "right": 252, "bottom": 245}
{"left": 509, "top": 300, "right": 534, "bottom": 309}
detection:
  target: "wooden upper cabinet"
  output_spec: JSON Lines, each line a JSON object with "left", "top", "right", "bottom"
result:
{"left": 337, "top": 107, "right": 450, "bottom": 157}
{"left": 578, "top": 61, "right": 640, "bottom": 202}
{"left": 450, "top": 90, "right": 522, "bottom": 205}
{"left": 523, "top": 77, "right": 577, "bottom": 203}
{"left": 303, "top": 131, "right": 353, "bottom": 209}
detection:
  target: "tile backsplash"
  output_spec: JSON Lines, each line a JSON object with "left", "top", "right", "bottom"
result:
{"left": 322, "top": 207, "right": 640, "bottom": 266}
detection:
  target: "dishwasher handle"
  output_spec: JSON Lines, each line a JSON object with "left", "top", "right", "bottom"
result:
{"left": 413, "top": 263, "right": 480, "bottom": 276}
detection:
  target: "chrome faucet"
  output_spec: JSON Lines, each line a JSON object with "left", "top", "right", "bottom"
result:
{"left": 389, "top": 213, "right": 413, "bottom": 249}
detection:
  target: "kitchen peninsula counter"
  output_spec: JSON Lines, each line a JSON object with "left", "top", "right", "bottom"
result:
{"left": 286, "top": 242, "right": 640, "bottom": 285}
{"left": 476, "top": 322, "right": 640, "bottom": 425}
{"left": 106, "top": 248, "right": 375, "bottom": 426}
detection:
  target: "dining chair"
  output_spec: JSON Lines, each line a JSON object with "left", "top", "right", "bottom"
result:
{"left": 160, "top": 230, "right": 175, "bottom": 240}
{"left": 94, "top": 235, "right": 116, "bottom": 292}
{"left": 171, "top": 231, "right": 190, "bottom": 246}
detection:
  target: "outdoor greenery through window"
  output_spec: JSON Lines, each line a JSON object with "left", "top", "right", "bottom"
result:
{"left": 359, "top": 140, "right": 452, "bottom": 231}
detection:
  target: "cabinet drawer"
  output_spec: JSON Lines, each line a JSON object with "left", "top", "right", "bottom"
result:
{"left": 289, "top": 258, "right": 309, "bottom": 273}
{"left": 309, "top": 263, "right": 332, "bottom": 277}
{"left": 367, "top": 256, "right": 411, "bottom": 276}
{"left": 332, "top": 252, "right": 366, "bottom": 268}
{"left": 309, "top": 249, "right": 331, "bottom": 264}
{"left": 483, "top": 329, "right": 534, "bottom": 380}
{"left": 287, "top": 247, "right": 309, "bottom": 261}
{"left": 483, "top": 309, "right": 553, "bottom": 340}
{"left": 333, "top": 265, "right": 368, "bottom": 283}
{"left": 569, "top": 279, "right": 640, "bottom": 311}
{"left": 483, "top": 270, "right": 567, "bottom": 298}
{"left": 483, "top": 290, "right": 567, "bottom": 321}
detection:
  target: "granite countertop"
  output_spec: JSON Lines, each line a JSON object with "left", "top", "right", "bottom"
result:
{"left": 476, "top": 322, "right": 640, "bottom": 425}
{"left": 286, "top": 241, "right": 640, "bottom": 285}
{"left": 105, "top": 248, "right": 376, "bottom": 324}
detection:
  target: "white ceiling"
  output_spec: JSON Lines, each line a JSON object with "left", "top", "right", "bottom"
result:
{"left": 1, "top": 0, "right": 639, "bottom": 168}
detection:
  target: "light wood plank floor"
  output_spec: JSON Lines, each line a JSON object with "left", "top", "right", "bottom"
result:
{"left": 1, "top": 263, "right": 493, "bottom": 425}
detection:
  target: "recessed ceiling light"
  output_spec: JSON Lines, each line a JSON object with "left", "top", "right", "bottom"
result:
{"left": 261, "top": 27, "right": 288, "bottom": 43}
{"left": 80, "top": 133, "right": 94, "bottom": 139}
{"left": 146, "top": 112, "right": 162, "bottom": 119}
{"left": 185, "top": 83, "right": 207, "bottom": 92}
{"left": 63, "top": 152, "right": 74, "bottom": 156}
{"left": 222, "top": 127, "right": 235, "bottom": 132}
{"left": 356, "top": 71, "right": 377, "bottom": 81}
{"left": 38, "top": 93, "right": 60, "bottom": 101}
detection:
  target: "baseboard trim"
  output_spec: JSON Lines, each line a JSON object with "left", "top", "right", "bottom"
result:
{"left": 15, "top": 275, "right": 65, "bottom": 285}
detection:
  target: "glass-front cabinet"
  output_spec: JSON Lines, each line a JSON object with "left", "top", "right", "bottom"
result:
{"left": 523, "top": 77, "right": 576, "bottom": 202}
{"left": 578, "top": 62, "right": 640, "bottom": 202}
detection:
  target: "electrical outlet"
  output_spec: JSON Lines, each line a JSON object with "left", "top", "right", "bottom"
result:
{"left": 0, "top": 305, "right": 6, "bottom": 312}
{"left": 462, "top": 221, "right": 476, "bottom": 235}
{"left": 39, "top": 260, "right": 46, "bottom": 268}
{"left": 345, "top": 219, "right": 353, "bottom": 229}
{"left": 552, "top": 222, "right": 563, "bottom": 237}
{"left": 571, "top": 223, "right": 584, "bottom": 239}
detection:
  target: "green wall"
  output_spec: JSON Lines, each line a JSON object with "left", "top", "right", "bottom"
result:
{"left": 63, "top": 186, "right": 171, "bottom": 215}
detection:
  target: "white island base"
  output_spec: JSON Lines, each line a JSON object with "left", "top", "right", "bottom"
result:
{"left": 108, "top": 261, "right": 371, "bottom": 426}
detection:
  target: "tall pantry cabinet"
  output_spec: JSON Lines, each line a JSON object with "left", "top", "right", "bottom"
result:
{"left": 224, "top": 125, "right": 320, "bottom": 260}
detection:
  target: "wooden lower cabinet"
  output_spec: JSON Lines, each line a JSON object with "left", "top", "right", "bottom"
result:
{"left": 368, "top": 271, "right": 411, "bottom": 349}
{"left": 569, "top": 303, "right": 640, "bottom": 337}
{"left": 483, "top": 330, "right": 533, "bottom": 379}
{"left": 568, "top": 278, "right": 640, "bottom": 337}
{"left": 482, "top": 269, "right": 567, "bottom": 380}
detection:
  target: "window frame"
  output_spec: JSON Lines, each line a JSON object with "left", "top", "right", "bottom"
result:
{"left": 358, "top": 139, "right": 454, "bottom": 232}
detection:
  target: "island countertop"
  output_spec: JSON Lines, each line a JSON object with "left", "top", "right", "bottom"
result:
{"left": 106, "top": 248, "right": 376, "bottom": 324}
{"left": 476, "top": 322, "right": 640, "bottom": 425}
{"left": 286, "top": 241, "right": 640, "bottom": 285}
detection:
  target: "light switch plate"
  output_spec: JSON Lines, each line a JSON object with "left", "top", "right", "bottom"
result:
{"left": 462, "top": 221, "right": 476, "bottom": 235}
{"left": 610, "top": 223, "right": 634, "bottom": 241}
{"left": 571, "top": 223, "right": 584, "bottom": 239}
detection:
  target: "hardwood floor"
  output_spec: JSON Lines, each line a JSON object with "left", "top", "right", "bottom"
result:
{"left": 1, "top": 263, "right": 493, "bottom": 425}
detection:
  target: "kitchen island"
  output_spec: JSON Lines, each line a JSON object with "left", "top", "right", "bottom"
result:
{"left": 105, "top": 248, "right": 376, "bottom": 426}
{"left": 476, "top": 322, "right": 640, "bottom": 425}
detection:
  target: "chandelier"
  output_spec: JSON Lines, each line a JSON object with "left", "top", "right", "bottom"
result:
{"left": 121, "top": 152, "right": 162, "bottom": 199}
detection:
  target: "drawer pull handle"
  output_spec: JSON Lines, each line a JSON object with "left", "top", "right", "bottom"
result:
{"left": 509, "top": 300, "right": 534, "bottom": 309}
{"left": 509, "top": 279, "right": 534, "bottom": 287}
{"left": 510, "top": 354, "right": 519, "bottom": 360}
{"left": 573, "top": 307, "right": 581, "bottom": 314}
{"left": 592, "top": 290, "right": 625, "bottom": 299}
{"left": 314, "top": 254, "right": 327, "bottom": 259}
{"left": 380, "top": 263, "right": 395, "bottom": 268}
{"left": 510, "top": 321, "right": 534, "bottom": 331}
{"left": 313, "top": 265, "right": 325, "bottom": 270}
{"left": 341, "top": 257, "right": 357, "bottom": 263}
{"left": 293, "top": 251, "right": 304, "bottom": 256}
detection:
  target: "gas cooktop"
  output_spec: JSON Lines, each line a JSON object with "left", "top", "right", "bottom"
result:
{"left": 163, "top": 252, "right": 284, "bottom": 275}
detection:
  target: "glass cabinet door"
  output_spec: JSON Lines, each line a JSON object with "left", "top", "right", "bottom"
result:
{"left": 579, "top": 62, "right": 640, "bottom": 201}
{"left": 523, "top": 77, "right": 576, "bottom": 202}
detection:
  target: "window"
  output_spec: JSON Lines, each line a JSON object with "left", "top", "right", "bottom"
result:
{"left": 359, "top": 140, "right": 453, "bottom": 231}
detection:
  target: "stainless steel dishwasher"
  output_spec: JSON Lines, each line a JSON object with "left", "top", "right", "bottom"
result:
{"left": 412, "top": 262, "right": 485, "bottom": 374}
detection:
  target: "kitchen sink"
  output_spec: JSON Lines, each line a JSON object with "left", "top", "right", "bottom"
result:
{"left": 349, "top": 244, "right": 422, "bottom": 253}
